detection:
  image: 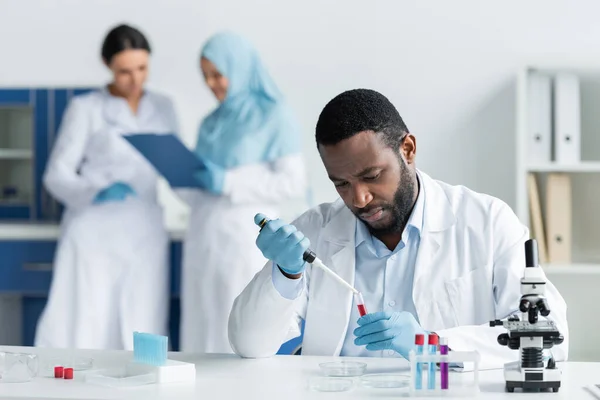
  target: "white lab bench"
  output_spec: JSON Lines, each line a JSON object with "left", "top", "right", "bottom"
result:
{"left": 0, "top": 345, "right": 596, "bottom": 399}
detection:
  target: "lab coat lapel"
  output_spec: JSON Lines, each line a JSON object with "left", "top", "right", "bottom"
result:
{"left": 412, "top": 171, "right": 456, "bottom": 319}
{"left": 136, "top": 95, "right": 160, "bottom": 128}
{"left": 309, "top": 204, "right": 356, "bottom": 355}
{"left": 102, "top": 95, "right": 137, "bottom": 132}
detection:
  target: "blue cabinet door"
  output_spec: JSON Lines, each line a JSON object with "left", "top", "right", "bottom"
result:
{"left": 0, "top": 241, "right": 55, "bottom": 293}
{"left": 0, "top": 240, "right": 55, "bottom": 346}
{"left": 0, "top": 90, "right": 34, "bottom": 220}
{"left": 0, "top": 87, "right": 96, "bottom": 222}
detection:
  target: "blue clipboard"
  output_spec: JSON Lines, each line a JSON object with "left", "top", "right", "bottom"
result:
{"left": 124, "top": 133, "right": 203, "bottom": 188}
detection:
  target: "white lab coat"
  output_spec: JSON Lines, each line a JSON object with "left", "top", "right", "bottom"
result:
{"left": 179, "top": 154, "right": 307, "bottom": 353}
{"left": 228, "top": 170, "right": 569, "bottom": 370}
{"left": 35, "top": 88, "right": 177, "bottom": 350}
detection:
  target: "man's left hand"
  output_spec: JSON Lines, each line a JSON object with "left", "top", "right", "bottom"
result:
{"left": 354, "top": 311, "right": 426, "bottom": 359}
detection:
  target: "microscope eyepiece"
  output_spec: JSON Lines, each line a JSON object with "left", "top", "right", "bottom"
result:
{"left": 525, "top": 239, "right": 539, "bottom": 268}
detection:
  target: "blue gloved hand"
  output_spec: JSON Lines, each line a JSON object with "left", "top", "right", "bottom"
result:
{"left": 354, "top": 311, "right": 427, "bottom": 359}
{"left": 194, "top": 158, "right": 225, "bottom": 194}
{"left": 93, "top": 182, "right": 136, "bottom": 204}
{"left": 254, "top": 213, "right": 310, "bottom": 275}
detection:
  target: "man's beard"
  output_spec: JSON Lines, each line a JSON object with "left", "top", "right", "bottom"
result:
{"left": 367, "top": 159, "right": 417, "bottom": 237}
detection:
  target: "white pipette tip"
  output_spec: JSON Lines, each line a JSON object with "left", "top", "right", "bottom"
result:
{"left": 311, "top": 257, "right": 359, "bottom": 294}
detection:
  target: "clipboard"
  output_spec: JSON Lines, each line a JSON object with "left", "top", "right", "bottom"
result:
{"left": 124, "top": 133, "right": 204, "bottom": 188}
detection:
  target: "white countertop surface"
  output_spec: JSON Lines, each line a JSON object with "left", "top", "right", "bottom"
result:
{"left": 0, "top": 346, "right": 596, "bottom": 400}
{"left": 0, "top": 223, "right": 186, "bottom": 241}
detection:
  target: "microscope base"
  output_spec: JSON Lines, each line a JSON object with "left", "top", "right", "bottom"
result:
{"left": 504, "top": 364, "right": 561, "bottom": 392}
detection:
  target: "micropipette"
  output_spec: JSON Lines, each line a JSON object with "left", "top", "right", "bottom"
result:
{"left": 257, "top": 216, "right": 359, "bottom": 295}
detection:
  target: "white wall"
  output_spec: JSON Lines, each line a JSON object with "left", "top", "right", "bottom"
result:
{"left": 3, "top": 0, "right": 600, "bottom": 228}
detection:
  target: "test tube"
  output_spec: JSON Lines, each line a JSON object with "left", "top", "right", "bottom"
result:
{"left": 415, "top": 334, "right": 424, "bottom": 390}
{"left": 354, "top": 292, "right": 368, "bottom": 316}
{"left": 427, "top": 334, "right": 438, "bottom": 390}
{"left": 440, "top": 337, "right": 449, "bottom": 390}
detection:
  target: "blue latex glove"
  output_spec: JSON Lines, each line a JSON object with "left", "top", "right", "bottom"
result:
{"left": 254, "top": 213, "right": 310, "bottom": 275}
{"left": 93, "top": 182, "right": 136, "bottom": 204}
{"left": 354, "top": 311, "right": 427, "bottom": 359}
{"left": 194, "top": 158, "right": 225, "bottom": 194}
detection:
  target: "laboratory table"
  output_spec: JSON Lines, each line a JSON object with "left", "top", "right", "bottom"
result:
{"left": 0, "top": 346, "right": 597, "bottom": 400}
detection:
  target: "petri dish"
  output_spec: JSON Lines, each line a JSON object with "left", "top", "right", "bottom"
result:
{"left": 39, "top": 356, "right": 93, "bottom": 376}
{"left": 319, "top": 361, "right": 367, "bottom": 377}
{"left": 360, "top": 373, "right": 410, "bottom": 389}
{"left": 308, "top": 376, "right": 354, "bottom": 392}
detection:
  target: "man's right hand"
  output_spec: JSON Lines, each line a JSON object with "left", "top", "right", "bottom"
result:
{"left": 254, "top": 213, "right": 310, "bottom": 276}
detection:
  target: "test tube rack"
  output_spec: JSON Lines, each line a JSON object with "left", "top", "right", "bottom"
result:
{"left": 408, "top": 350, "right": 480, "bottom": 397}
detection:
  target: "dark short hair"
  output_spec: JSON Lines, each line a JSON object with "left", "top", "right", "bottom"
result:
{"left": 315, "top": 89, "right": 409, "bottom": 150}
{"left": 101, "top": 24, "right": 151, "bottom": 64}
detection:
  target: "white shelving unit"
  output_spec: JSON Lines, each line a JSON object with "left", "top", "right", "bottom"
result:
{"left": 516, "top": 66, "right": 600, "bottom": 271}
{"left": 516, "top": 66, "right": 600, "bottom": 363}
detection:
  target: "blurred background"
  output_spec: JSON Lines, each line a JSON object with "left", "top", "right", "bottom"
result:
{"left": 0, "top": 0, "right": 599, "bottom": 360}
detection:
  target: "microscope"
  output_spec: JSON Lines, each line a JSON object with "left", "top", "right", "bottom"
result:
{"left": 489, "top": 238, "right": 564, "bottom": 393}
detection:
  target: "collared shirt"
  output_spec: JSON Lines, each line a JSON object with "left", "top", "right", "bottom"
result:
{"left": 340, "top": 173, "right": 424, "bottom": 356}
{"left": 272, "top": 174, "right": 425, "bottom": 356}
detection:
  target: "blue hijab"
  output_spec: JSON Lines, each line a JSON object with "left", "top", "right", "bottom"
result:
{"left": 195, "top": 32, "right": 301, "bottom": 168}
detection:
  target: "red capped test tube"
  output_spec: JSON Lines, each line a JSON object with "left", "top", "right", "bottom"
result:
{"left": 54, "top": 366, "right": 64, "bottom": 378}
{"left": 354, "top": 292, "right": 368, "bottom": 316}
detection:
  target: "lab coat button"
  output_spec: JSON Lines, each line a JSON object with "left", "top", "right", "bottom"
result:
{"left": 388, "top": 300, "right": 396, "bottom": 307}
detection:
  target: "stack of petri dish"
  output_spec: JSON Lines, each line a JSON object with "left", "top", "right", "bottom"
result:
{"left": 308, "top": 361, "right": 367, "bottom": 392}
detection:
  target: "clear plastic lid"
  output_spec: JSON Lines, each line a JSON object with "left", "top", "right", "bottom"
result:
{"left": 39, "top": 356, "right": 94, "bottom": 377}
{"left": 360, "top": 373, "right": 410, "bottom": 389}
{"left": 85, "top": 367, "right": 155, "bottom": 388}
{"left": 0, "top": 352, "right": 38, "bottom": 383}
{"left": 319, "top": 361, "right": 367, "bottom": 377}
{"left": 308, "top": 376, "right": 354, "bottom": 392}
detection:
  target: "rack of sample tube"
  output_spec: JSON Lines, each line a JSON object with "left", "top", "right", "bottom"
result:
{"left": 408, "top": 336, "right": 480, "bottom": 397}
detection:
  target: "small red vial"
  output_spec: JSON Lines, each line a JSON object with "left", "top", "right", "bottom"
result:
{"left": 63, "top": 368, "right": 74, "bottom": 380}
{"left": 54, "top": 366, "right": 64, "bottom": 378}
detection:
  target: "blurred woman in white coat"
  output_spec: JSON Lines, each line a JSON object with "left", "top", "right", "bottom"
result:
{"left": 35, "top": 24, "right": 178, "bottom": 350}
{"left": 179, "top": 31, "right": 307, "bottom": 353}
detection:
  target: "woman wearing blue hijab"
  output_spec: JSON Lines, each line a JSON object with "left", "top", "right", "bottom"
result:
{"left": 180, "top": 32, "right": 307, "bottom": 353}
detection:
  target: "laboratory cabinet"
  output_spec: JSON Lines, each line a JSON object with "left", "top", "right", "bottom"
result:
{"left": 0, "top": 238, "right": 302, "bottom": 354}
{"left": 0, "top": 88, "right": 94, "bottom": 222}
